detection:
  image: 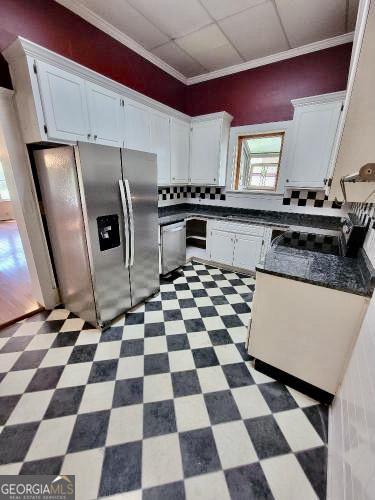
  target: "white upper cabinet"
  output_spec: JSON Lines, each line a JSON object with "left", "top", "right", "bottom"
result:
{"left": 150, "top": 111, "right": 171, "bottom": 185}
{"left": 36, "top": 60, "right": 90, "bottom": 142}
{"left": 124, "top": 100, "right": 152, "bottom": 153}
{"left": 170, "top": 118, "right": 190, "bottom": 184}
{"left": 287, "top": 93, "right": 344, "bottom": 189}
{"left": 190, "top": 113, "right": 232, "bottom": 186}
{"left": 86, "top": 81, "right": 124, "bottom": 147}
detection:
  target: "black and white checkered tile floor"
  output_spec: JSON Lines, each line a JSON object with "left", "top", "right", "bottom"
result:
{"left": 0, "top": 261, "right": 328, "bottom": 500}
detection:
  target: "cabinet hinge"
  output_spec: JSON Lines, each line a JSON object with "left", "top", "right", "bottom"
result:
{"left": 33, "top": 61, "right": 37, "bottom": 74}
{"left": 43, "top": 124, "right": 48, "bottom": 134}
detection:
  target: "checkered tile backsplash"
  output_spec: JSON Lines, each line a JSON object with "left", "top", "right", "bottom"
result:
{"left": 282, "top": 189, "right": 343, "bottom": 209}
{"left": 158, "top": 186, "right": 226, "bottom": 202}
{"left": 350, "top": 202, "right": 375, "bottom": 225}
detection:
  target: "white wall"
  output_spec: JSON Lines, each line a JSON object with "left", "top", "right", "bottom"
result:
{"left": 327, "top": 290, "right": 375, "bottom": 499}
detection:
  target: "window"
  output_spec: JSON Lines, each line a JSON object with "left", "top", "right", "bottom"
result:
{"left": 234, "top": 132, "right": 284, "bottom": 191}
{"left": 0, "top": 162, "right": 10, "bottom": 200}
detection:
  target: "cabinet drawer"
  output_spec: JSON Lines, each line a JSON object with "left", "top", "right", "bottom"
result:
{"left": 210, "top": 220, "right": 265, "bottom": 237}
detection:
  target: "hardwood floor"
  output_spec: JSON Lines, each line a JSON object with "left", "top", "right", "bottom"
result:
{"left": 0, "top": 220, "right": 42, "bottom": 327}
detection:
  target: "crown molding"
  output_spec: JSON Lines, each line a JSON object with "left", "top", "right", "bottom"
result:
{"left": 185, "top": 32, "right": 354, "bottom": 85}
{"left": 54, "top": 0, "right": 187, "bottom": 84}
{"left": 291, "top": 90, "right": 346, "bottom": 107}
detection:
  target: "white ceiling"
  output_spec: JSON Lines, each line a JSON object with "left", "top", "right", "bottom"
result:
{"left": 58, "top": 0, "right": 359, "bottom": 79}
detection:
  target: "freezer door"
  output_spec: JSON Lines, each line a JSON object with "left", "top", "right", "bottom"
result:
{"left": 76, "top": 142, "right": 132, "bottom": 325}
{"left": 121, "top": 148, "right": 159, "bottom": 306}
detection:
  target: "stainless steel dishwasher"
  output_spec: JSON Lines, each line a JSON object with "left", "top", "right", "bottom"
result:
{"left": 161, "top": 221, "right": 186, "bottom": 275}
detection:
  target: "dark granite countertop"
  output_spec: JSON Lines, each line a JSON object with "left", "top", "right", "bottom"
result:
{"left": 257, "top": 246, "right": 375, "bottom": 297}
{"left": 158, "top": 204, "right": 342, "bottom": 231}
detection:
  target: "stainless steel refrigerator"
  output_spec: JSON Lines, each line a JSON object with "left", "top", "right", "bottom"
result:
{"left": 33, "top": 142, "right": 159, "bottom": 328}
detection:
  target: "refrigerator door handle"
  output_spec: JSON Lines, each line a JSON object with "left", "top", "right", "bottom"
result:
{"left": 118, "top": 179, "right": 130, "bottom": 268}
{"left": 124, "top": 178, "right": 135, "bottom": 267}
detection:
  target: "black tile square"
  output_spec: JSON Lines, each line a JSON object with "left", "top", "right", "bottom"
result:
{"left": 259, "top": 381, "right": 299, "bottom": 413}
{"left": 235, "top": 342, "right": 253, "bottom": 362}
{"left": 26, "top": 366, "right": 64, "bottom": 392}
{"left": 229, "top": 279, "right": 244, "bottom": 286}
{"left": 44, "top": 386, "right": 84, "bottom": 419}
{"left": 211, "top": 296, "right": 228, "bottom": 305}
{"left": 125, "top": 313, "right": 144, "bottom": 325}
{"left": 303, "top": 404, "right": 329, "bottom": 443}
{"left": 37, "top": 320, "right": 65, "bottom": 334}
{"left": 68, "top": 344, "right": 97, "bottom": 364}
{"left": 172, "top": 370, "right": 201, "bottom": 398}
{"left": 211, "top": 273, "right": 226, "bottom": 282}
{"left": 184, "top": 319, "right": 205, "bottom": 333}
{"left": 178, "top": 298, "right": 196, "bottom": 309}
{"left": 99, "top": 441, "right": 142, "bottom": 496}
{"left": 231, "top": 302, "right": 251, "bottom": 314}
{"left": 175, "top": 283, "right": 189, "bottom": 291}
{"left": 179, "top": 427, "right": 221, "bottom": 478}
{"left": 68, "top": 410, "right": 110, "bottom": 453}
{"left": 145, "top": 323, "right": 165, "bottom": 337}
{"left": 20, "top": 456, "right": 63, "bottom": 475}
{"left": 167, "top": 334, "right": 190, "bottom": 351}
{"left": 192, "top": 346, "right": 219, "bottom": 368}
{"left": 51, "top": 331, "right": 80, "bottom": 348}
{"left": 0, "top": 422, "right": 39, "bottom": 465}
{"left": 244, "top": 414, "right": 290, "bottom": 459}
{"left": 144, "top": 353, "right": 169, "bottom": 375}
{"left": 100, "top": 327, "right": 123, "bottom": 342}
{"left": 0, "top": 336, "right": 32, "bottom": 353}
{"left": 196, "top": 269, "right": 209, "bottom": 276}
{"left": 208, "top": 329, "right": 232, "bottom": 346}
{"left": 220, "top": 287, "right": 237, "bottom": 295}
{"left": 298, "top": 199, "right": 307, "bottom": 206}
{"left": 120, "top": 339, "right": 144, "bottom": 357}
{"left": 221, "top": 315, "right": 243, "bottom": 328}
{"left": 198, "top": 306, "right": 218, "bottom": 317}
{"left": 0, "top": 323, "right": 21, "bottom": 338}
{"left": 296, "top": 446, "right": 327, "bottom": 500}
{"left": 113, "top": 378, "right": 143, "bottom": 407}
{"left": 163, "top": 309, "right": 183, "bottom": 322}
{"left": 203, "top": 281, "right": 218, "bottom": 289}
{"left": 11, "top": 349, "right": 47, "bottom": 371}
{"left": 186, "top": 276, "right": 200, "bottom": 283}
{"left": 161, "top": 291, "right": 177, "bottom": 301}
{"left": 222, "top": 363, "right": 254, "bottom": 388}
{"left": 191, "top": 289, "right": 208, "bottom": 298}
{"left": 291, "top": 190, "right": 300, "bottom": 198}
{"left": 240, "top": 292, "right": 253, "bottom": 302}
{"left": 143, "top": 400, "right": 177, "bottom": 438}
{"left": 225, "top": 463, "right": 273, "bottom": 500}
{"left": 0, "top": 395, "right": 21, "bottom": 425}
{"left": 204, "top": 390, "right": 241, "bottom": 424}
{"left": 145, "top": 301, "right": 162, "bottom": 311}
{"left": 143, "top": 481, "right": 185, "bottom": 500}
{"left": 88, "top": 359, "right": 118, "bottom": 383}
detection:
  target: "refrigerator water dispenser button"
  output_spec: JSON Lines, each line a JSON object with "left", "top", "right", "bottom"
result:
{"left": 97, "top": 214, "right": 120, "bottom": 251}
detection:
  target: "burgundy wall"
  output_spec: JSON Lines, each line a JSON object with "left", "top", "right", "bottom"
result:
{"left": 185, "top": 44, "right": 352, "bottom": 126}
{"left": 0, "top": 0, "right": 186, "bottom": 111}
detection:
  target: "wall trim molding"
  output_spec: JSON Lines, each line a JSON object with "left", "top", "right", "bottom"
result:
{"left": 53, "top": 0, "right": 354, "bottom": 86}
{"left": 291, "top": 90, "right": 347, "bottom": 107}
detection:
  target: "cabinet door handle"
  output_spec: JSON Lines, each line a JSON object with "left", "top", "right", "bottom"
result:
{"left": 286, "top": 179, "right": 289, "bottom": 183}
{"left": 94, "top": 134, "right": 97, "bottom": 141}
{"left": 87, "top": 133, "right": 91, "bottom": 140}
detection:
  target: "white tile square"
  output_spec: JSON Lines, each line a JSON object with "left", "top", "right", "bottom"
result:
{"left": 47, "top": 309, "right": 70, "bottom": 321}
{"left": 142, "top": 433, "right": 183, "bottom": 488}
{"left": 232, "top": 386, "right": 271, "bottom": 419}
{"left": 0, "top": 352, "right": 21, "bottom": 372}
{"left": 168, "top": 350, "right": 195, "bottom": 372}
{"left": 212, "top": 420, "right": 257, "bottom": 469}
{"left": 193, "top": 297, "right": 212, "bottom": 307}
{"left": 181, "top": 308, "right": 200, "bottom": 320}
{"left": 174, "top": 394, "right": 210, "bottom": 432}
{"left": 248, "top": 365, "right": 274, "bottom": 384}
{"left": 197, "top": 366, "right": 229, "bottom": 393}
{"left": 188, "top": 282, "right": 204, "bottom": 290}
{"left": 13, "top": 321, "right": 44, "bottom": 336}
{"left": 25, "top": 333, "right": 58, "bottom": 351}
{"left": 0, "top": 369, "right": 36, "bottom": 396}
{"left": 175, "top": 290, "right": 193, "bottom": 299}
{"left": 215, "top": 305, "right": 235, "bottom": 316}
{"left": 165, "top": 321, "right": 186, "bottom": 335}
{"left": 39, "top": 346, "right": 73, "bottom": 367}
{"left": 62, "top": 448, "right": 104, "bottom": 500}
{"left": 106, "top": 404, "right": 143, "bottom": 445}
{"left": 122, "top": 325, "right": 144, "bottom": 340}
{"left": 144, "top": 311, "right": 164, "bottom": 323}
{"left": 261, "top": 454, "right": 317, "bottom": 500}
{"left": 203, "top": 316, "right": 225, "bottom": 331}
{"left": 26, "top": 415, "right": 76, "bottom": 461}
{"left": 162, "top": 299, "right": 180, "bottom": 311}
{"left": 0, "top": 339, "right": 7, "bottom": 351}
{"left": 57, "top": 362, "right": 92, "bottom": 388}
{"left": 233, "top": 285, "right": 250, "bottom": 294}
{"left": 185, "top": 471, "right": 230, "bottom": 500}
{"left": 239, "top": 313, "right": 250, "bottom": 325}
{"left": 274, "top": 409, "right": 323, "bottom": 452}
{"left": 0, "top": 463, "right": 22, "bottom": 474}
{"left": 287, "top": 387, "right": 319, "bottom": 408}
{"left": 206, "top": 288, "right": 222, "bottom": 297}
{"left": 143, "top": 373, "right": 173, "bottom": 403}
{"left": 79, "top": 381, "right": 115, "bottom": 413}
{"left": 75, "top": 329, "right": 101, "bottom": 346}
{"left": 187, "top": 331, "right": 211, "bottom": 349}
{"left": 116, "top": 356, "right": 144, "bottom": 380}
{"left": 226, "top": 294, "right": 244, "bottom": 304}
{"left": 7, "top": 390, "right": 54, "bottom": 425}
{"left": 60, "top": 318, "right": 85, "bottom": 332}
{"left": 131, "top": 303, "right": 145, "bottom": 313}
{"left": 228, "top": 326, "right": 248, "bottom": 343}
{"left": 199, "top": 275, "right": 214, "bottom": 282}
{"left": 94, "top": 341, "right": 121, "bottom": 361}
{"left": 111, "top": 315, "right": 126, "bottom": 327}
{"left": 160, "top": 284, "right": 175, "bottom": 292}
{"left": 144, "top": 336, "right": 167, "bottom": 355}
{"left": 214, "top": 344, "right": 244, "bottom": 365}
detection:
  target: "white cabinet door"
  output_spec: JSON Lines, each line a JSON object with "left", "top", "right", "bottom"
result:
{"left": 190, "top": 119, "right": 221, "bottom": 184}
{"left": 209, "top": 229, "right": 234, "bottom": 266}
{"left": 86, "top": 82, "right": 123, "bottom": 147}
{"left": 150, "top": 112, "right": 171, "bottom": 185}
{"left": 233, "top": 233, "right": 263, "bottom": 271}
{"left": 170, "top": 118, "right": 190, "bottom": 184}
{"left": 124, "top": 100, "right": 152, "bottom": 152}
{"left": 36, "top": 60, "right": 89, "bottom": 142}
{"left": 288, "top": 100, "right": 342, "bottom": 188}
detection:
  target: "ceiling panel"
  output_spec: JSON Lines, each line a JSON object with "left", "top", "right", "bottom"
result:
{"left": 152, "top": 41, "right": 207, "bottom": 76}
{"left": 348, "top": 0, "right": 360, "bottom": 30}
{"left": 200, "top": 0, "right": 268, "bottom": 21}
{"left": 78, "top": 0, "right": 169, "bottom": 49}
{"left": 219, "top": 1, "right": 289, "bottom": 60}
{"left": 274, "top": 0, "right": 346, "bottom": 47}
{"left": 127, "top": 0, "right": 212, "bottom": 38}
{"left": 176, "top": 24, "right": 243, "bottom": 71}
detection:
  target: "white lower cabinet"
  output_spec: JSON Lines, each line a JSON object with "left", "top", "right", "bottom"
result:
{"left": 209, "top": 230, "right": 234, "bottom": 266}
{"left": 233, "top": 233, "right": 263, "bottom": 270}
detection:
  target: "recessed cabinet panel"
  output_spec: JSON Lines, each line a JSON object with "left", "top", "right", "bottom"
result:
{"left": 124, "top": 100, "right": 152, "bottom": 153}
{"left": 151, "top": 112, "right": 171, "bottom": 185}
{"left": 233, "top": 233, "right": 263, "bottom": 270}
{"left": 170, "top": 118, "right": 190, "bottom": 184}
{"left": 86, "top": 82, "right": 123, "bottom": 147}
{"left": 190, "top": 120, "right": 221, "bottom": 184}
{"left": 36, "top": 60, "right": 90, "bottom": 142}
{"left": 209, "top": 229, "right": 234, "bottom": 266}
